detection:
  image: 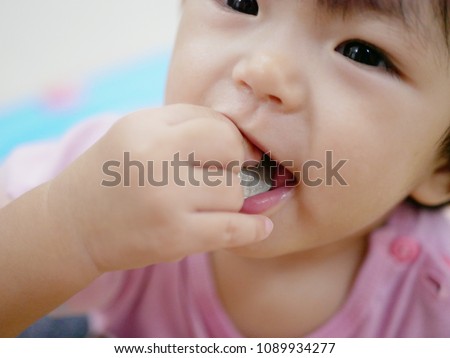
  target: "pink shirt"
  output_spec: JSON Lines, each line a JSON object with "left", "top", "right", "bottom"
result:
{"left": 2, "top": 115, "right": 450, "bottom": 337}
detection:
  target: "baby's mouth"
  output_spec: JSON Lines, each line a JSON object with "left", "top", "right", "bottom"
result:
{"left": 239, "top": 153, "right": 298, "bottom": 198}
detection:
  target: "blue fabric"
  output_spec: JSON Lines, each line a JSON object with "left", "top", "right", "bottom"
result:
{"left": 19, "top": 316, "right": 89, "bottom": 338}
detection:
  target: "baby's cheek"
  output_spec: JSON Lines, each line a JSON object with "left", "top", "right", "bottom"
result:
{"left": 299, "top": 168, "right": 391, "bottom": 238}
{"left": 165, "top": 47, "right": 195, "bottom": 104}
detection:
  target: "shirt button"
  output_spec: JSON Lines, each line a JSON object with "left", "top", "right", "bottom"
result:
{"left": 390, "top": 236, "right": 421, "bottom": 263}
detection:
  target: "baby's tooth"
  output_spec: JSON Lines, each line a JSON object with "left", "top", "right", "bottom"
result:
{"left": 239, "top": 163, "right": 272, "bottom": 198}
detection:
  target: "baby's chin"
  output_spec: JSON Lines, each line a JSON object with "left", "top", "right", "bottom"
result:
{"left": 223, "top": 241, "right": 274, "bottom": 259}
{"left": 221, "top": 229, "right": 302, "bottom": 260}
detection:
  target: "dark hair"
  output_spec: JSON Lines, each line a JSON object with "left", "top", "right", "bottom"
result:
{"left": 417, "top": 0, "right": 450, "bottom": 208}
{"left": 433, "top": 0, "right": 450, "bottom": 208}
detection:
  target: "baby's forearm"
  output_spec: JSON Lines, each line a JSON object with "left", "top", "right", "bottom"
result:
{"left": 0, "top": 182, "right": 99, "bottom": 337}
{"left": 0, "top": 105, "right": 273, "bottom": 336}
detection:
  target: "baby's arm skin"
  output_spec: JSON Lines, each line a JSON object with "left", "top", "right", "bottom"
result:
{"left": 0, "top": 105, "right": 272, "bottom": 337}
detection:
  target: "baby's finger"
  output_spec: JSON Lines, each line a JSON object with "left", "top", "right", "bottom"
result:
{"left": 178, "top": 168, "right": 243, "bottom": 211}
{"left": 159, "top": 104, "right": 231, "bottom": 127}
{"left": 185, "top": 212, "right": 273, "bottom": 253}
{"left": 174, "top": 116, "right": 245, "bottom": 165}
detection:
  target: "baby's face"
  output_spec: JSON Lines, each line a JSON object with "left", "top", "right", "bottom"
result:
{"left": 165, "top": 0, "right": 450, "bottom": 257}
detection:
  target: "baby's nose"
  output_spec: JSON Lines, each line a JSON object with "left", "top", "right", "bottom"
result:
{"left": 232, "top": 52, "right": 306, "bottom": 113}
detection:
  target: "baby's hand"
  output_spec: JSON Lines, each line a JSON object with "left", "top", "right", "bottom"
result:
{"left": 46, "top": 105, "right": 272, "bottom": 274}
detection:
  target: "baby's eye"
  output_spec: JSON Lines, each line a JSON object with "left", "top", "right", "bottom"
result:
{"left": 226, "top": 0, "right": 259, "bottom": 16}
{"left": 336, "top": 40, "right": 395, "bottom": 73}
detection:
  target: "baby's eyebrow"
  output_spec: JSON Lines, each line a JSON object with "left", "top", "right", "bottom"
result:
{"left": 317, "top": 0, "right": 415, "bottom": 28}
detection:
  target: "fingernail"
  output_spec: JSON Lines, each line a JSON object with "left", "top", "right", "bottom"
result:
{"left": 263, "top": 217, "right": 274, "bottom": 239}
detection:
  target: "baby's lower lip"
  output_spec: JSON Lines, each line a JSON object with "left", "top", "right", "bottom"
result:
{"left": 240, "top": 186, "right": 294, "bottom": 215}
{"left": 240, "top": 164, "right": 297, "bottom": 215}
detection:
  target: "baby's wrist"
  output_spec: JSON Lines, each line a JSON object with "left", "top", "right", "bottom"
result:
{"left": 42, "top": 180, "right": 102, "bottom": 285}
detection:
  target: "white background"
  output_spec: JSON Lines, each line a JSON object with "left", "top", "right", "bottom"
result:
{"left": 1, "top": 338, "right": 450, "bottom": 357}
{"left": 0, "top": 0, "right": 180, "bottom": 106}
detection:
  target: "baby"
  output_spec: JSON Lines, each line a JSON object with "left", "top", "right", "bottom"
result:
{"left": 1, "top": 0, "right": 450, "bottom": 337}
